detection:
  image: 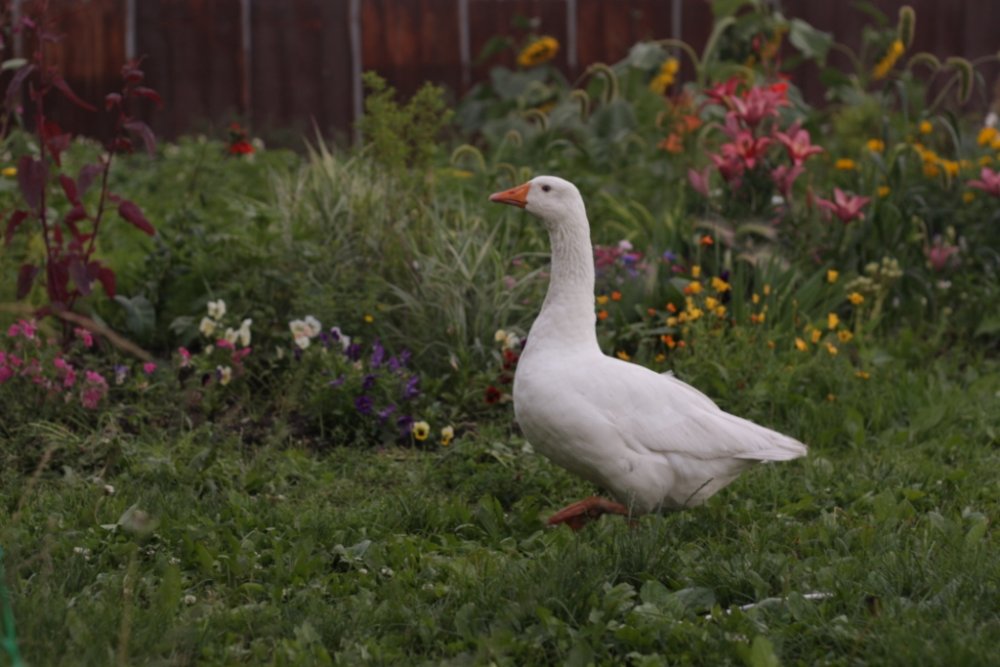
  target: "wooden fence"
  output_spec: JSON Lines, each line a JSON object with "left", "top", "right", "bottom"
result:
{"left": 12, "top": 0, "right": 1000, "bottom": 145}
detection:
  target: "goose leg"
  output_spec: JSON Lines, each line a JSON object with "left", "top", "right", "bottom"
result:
{"left": 547, "top": 496, "right": 630, "bottom": 530}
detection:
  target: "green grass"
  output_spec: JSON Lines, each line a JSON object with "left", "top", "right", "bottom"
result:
{"left": 2, "top": 344, "right": 998, "bottom": 665}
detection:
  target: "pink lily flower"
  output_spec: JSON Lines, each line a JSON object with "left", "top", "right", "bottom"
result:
{"left": 771, "top": 163, "right": 804, "bottom": 199}
{"left": 730, "top": 85, "right": 789, "bottom": 127}
{"left": 703, "top": 76, "right": 741, "bottom": 107}
{"left": 967, "top": 167, "right": 1000, "bottom": 197}
{"left": 774, "top": 122, "right": 824, "bottom": 165}
{"left": 816, "top": 188, "right": 871, "bottom": 223}
{"left": 687, "top": 167, "right": 712, "bottom": 197}
{"left": 925, "top": 236, "right": 960, "bottom": 271}
{"left": 709, "top": 151, "right": 745, "bottom": 188}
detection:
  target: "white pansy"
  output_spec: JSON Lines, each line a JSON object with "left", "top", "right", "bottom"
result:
{"left": 294, "top": 335, "right": 311, "bottom": 350}
{"left": 303, "top": 315, "right": 322, "bottom": 337}
{"left": 199, "top": 316, "right": 217, "bottom": 337}
{"left": 224, "top": 327, "right": 238, "bottom": 344}
{"left": 218, "top": 365, "right": 233, "bottom": 385}
{"left": 238, "top": 318, "right": 252, "bottom": 346}
{"left": 207, "top": 299, "right": 226, "bottom": 320}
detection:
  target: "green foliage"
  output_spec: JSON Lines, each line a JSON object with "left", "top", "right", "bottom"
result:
{"left": 357, "top": 72, "right": 454, "bottom": 179}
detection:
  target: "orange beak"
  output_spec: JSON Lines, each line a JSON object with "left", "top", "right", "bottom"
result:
{"left": 489, "top": 182, "right": 531, "bottom": 208}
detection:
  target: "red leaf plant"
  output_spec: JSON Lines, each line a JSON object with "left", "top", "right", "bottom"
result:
{"left": 2, "top": 2, "right": 162, "bottom": 343}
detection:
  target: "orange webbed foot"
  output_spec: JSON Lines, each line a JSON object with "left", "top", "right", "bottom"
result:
{"left": 546, "top": 496, "right": 631, "bottom": 530}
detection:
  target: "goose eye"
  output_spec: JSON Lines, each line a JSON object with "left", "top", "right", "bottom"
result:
{"left": 541, "top": 185, "right": 552, "bottom": 192}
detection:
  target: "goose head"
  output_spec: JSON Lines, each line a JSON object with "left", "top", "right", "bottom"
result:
{"left": 489, "top": 176, "right": 587, "bottom": 231}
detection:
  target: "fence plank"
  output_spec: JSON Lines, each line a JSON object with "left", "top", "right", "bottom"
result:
{"left": 250, "top": 0, "right": 353, "bottom": 145}
{"left": 136, "top": 0, "right": 244, "bottom": 138}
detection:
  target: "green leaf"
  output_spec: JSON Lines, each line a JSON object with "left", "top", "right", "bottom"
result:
{"left": 114, "top": 294, "right": 156, "bottom": 339}
{"left": 744, "top": 636, "right": 781, "bottom": 667}
{"left": 788, "top": 19, "right": 832, "bottom": 63}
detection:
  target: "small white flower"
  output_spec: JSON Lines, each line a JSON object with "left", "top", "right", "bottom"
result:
{"left": 224, "top": 328, "right": 238, "bottom": 344}
{"left": 294, "top": 335, "right": 311, "bottom": 350}
{"left": 238, "top": 318, "right": 252, "bottom": 347}
{"left": 494, "top": 329, "right": 508, "bottom": 343}
{"left": 289, "top": 319, "right": 307, "bottom": 337}
{"left": 218, "top": 365, "right": 233, "bottom": 385}
{"left": 183, "top": 594, "right": 197, "bottom": 605}
{"left": 207, "top": 299, "right": 226, "bottom": 320}
{"left": 199, "top": 317, "right": 217, "bottom": 337}
{"left": 303, "top": 315, "right": 322, "bottom": 337}
{"left": 103, "top": 484, "right": 116, "bottom": 496}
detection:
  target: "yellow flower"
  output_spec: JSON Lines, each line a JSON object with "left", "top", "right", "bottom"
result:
{"left": 763, "top": 284, "right": 772, "bottom": 296}
{"left": 691, "top": 265, "right": 702, "bottom": 279}
{"left": 835, "top": 158, "right": 857, "bottom": 171}
{"left": 649, "top": 57, "right": 680, "bottom": 95}
{"left": 794, "top": 337, "right": 808, "bottom": 352}
{"left": 826, "top": 269, "right": 839, "bottom": 284}
{"left": 363, "top": 314, "right": 374, "bottom": 323}
{"left": 855, "top": 370, "right": 871, "bottom": 380}
{"left": 962, "top": 191, "right": 975, "bottom": 203}
{"left": 616, "top": 350, "right": 631, "bottom": 361}
{"left": 750, "top": 312, "right": 765, "bottom": 324}
{"left": 686, "top": 306, "right": 704, "bottom": 321}
{"left": 711, "top": 277, "right": 731, "bottom": 293}
{"left": 666, "top": 316, "right": 678, "bottom": 327}
{"left": 872, "top": 39, "right": 905, "bottom": 80}
{"left": 714, "top": 305, "right": 727, "bottom": 318}
{"left": 923, "top": 162, "right": 941, "bottom": 178}
{"left": 596, "top": 295, "right": 609, "bottom": 305}
{"left": 827, "top": 312, "right": 839, "bottom": 330}
{"left": 978, "top": 126, "right": 998, "bottom": 146}
{"left": 837, "top": 329, "right": 854, "bottom": 343}
{"left": 752, "top": 292, "right": 760, "bottom": 304}
{"left": 517, "top": 36, "right": 559, "bottom": 68}
{"left": 918, "top": 120, "right": 933, "bottom": 135}
{"left": 825, "top": 342, "right": 838, "bottom": 356}
{"left": 685, "top": 281, "right": 703, "bottom": 295}
{"left": 440, "top": 425, "right": 455, "bottom": 446}
{"left": 810, "top": 328, "right": 822, "bottom": 344}
{"left": 412, "top": 420, "right": 430, "bottom": 441}
{"left": 866, "top": 139, "right": 885, "bottom": 153}
{"left": 877, "top": 185, "right": 891, "bottom": 198}
{"left": 1, "top": 166, "right": 16, "bottom": 178}
{"left": 941, "top": 160, "right": 959, "bottom": 177}
{"left": 848, "top": 292, "right": 865, "bottom": 305}
{"left": 704, "top": 296, "right": 719, "bottom": 310}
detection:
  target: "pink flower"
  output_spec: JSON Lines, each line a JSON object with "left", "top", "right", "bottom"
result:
{"left": 81, "top": 371, "right": 108, "bottom": 409}
{"left": 816, "top": 188, "right": 871, "bottom": 223}
{"left": 142, "top": 362, "right": 157, "bottom": 375}
{"left": 215, "top": 338, "right": 235, "bottom": 350}
{"left": 771, "top": 163, "right": 804, "bottom": 199}
{"left": 729, "top": 84, "right": 788, "bottom": 127}
{"left": 967, "top": 167, "right": 1000, "bottom": 197}
{"left": 688, "top": 167, "right": 712, "bottom": 197}
{"left": 710, "top": 151, "right": 745, "bottom": 187}
{"left": 232, "top": 347, "right": 252, "bottom": 364}
{"left": 721, "top": 113, "right": 772, "bottom": 169}
{"left": 177, "top": 347, "right": 192, "bottom": 367}
{"left": 925, "top": 237, "right": 960, "bottom": 271}
{"left": 703, "top": 76, "right": 741, "bottom": 106}
{"left": 53, "top": 357, "right": 77, "bottom": 388}
{"left": 774, "top": 123, "right": 824, "bottom": 165}
{"left": 74, "top": 327, "right": 94, "bottom": 348}
{"left": 7, "top": 319, "right": 37, "bottom": 339}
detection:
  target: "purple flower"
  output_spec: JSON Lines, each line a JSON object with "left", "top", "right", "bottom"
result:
{"left": 370, "top": 339, "right": 385, "bottom": 368}
{"left": 402, "top": 375, "right": 421, "bottom": 400}
{"left": 378, "top": 404, "right": 397, "bottom": 423}
{"left": 354, "top": 394, "right": 374, "bottom": 415}
{"left": 398, "top": 349, "right": 411, "bottom": 366}
{"left": 328, "top": 327, "right": 342, "bottom": 342}
{"left": 345, "top": 343, "right": 363, "bottom": 361}
{"left": 362, "top": 374, "right": 377, "bottom": 391}
{"left": 387, "top": 356, "right": 401, "bottom": 373}
{"left": 328, "top": 374, "right": 346, "bottom": 388}
{"left": 662, "top": 250, "right": 677, "bottom": 263}
{"left": 396, "top": 414, "right": 414, "bottom": 435}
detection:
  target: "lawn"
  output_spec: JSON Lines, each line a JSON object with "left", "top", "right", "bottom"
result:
{"left": 2, "top": 2, "right": 1000, "bottom": 665}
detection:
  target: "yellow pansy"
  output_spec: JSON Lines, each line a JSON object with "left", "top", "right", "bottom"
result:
{"left": 826, "top": 270, "right": 839, "bottom": 284}
{"left": 827, "top": 312, "right": 839, "bottom": 330}
{"left": 848, "top": 292, "right": 865, "bottom": 305}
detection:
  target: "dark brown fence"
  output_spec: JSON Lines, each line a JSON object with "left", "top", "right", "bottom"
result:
{"left": 17, "top": 0, "right": 1000, "bottom": 145}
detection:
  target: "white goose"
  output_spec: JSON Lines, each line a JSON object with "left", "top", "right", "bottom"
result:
{"left": 489, "top": 176, "right": 807, "bottom": 529}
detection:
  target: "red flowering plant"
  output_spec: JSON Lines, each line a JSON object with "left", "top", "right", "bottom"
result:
{"left": 2, "top": 4, "right": 161, "bottom": 344}
{"left": 227, "top": 122, "right": 256, "bottom": 156}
